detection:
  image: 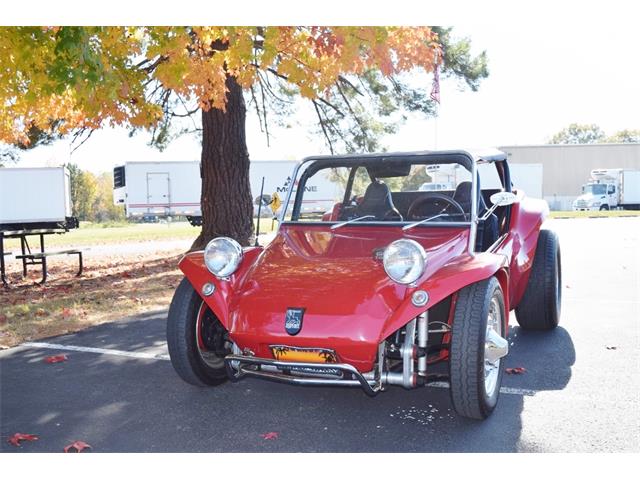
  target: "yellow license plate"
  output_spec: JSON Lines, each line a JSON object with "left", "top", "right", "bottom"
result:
{"left": 270, "top": 346, "right": 337, "bottom": 364}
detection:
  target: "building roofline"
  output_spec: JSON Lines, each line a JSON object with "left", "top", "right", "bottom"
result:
{"left": 500, "top": 143, "right": 639, "bottom": 149}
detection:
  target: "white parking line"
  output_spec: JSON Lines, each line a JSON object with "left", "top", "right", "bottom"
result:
{"left": 21, "top": 341, "right": 538, "bottom": 397}
{"left": 427, "top": 381, "right": 537, "bottom": 396}
{"left": 22, "top": 342, "right": 170, "bottom": 361}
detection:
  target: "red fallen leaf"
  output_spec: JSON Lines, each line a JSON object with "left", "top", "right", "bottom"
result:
{"left": 61, "top": 307, "right": 72, "bottom": 319}
{"left": 44, "top": 354, "right": 68, "bottom": 364}
{"left": 64, "top": 440, "right": 92, "bottom": 453}
{"left": 121, "top": 271, "right": 132, "bottom": 279}
{"left": 0, "top": 314, "right": 7, "bottom": 326}
{"left": 506, "top": 367, "right": 526, "bottom": 374}
{"left": 7, "top": 433, "right": 39, "bottom": 446}
{"left": 261, "top": 432, "right": 278, "bottom": 440}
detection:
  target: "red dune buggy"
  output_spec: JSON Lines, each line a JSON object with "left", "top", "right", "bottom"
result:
{"left": 167, "top": 150, "right": 561, "bottom": 419}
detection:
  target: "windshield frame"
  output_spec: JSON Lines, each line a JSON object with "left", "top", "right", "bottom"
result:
{"left": 278, "top": 150, "right": 481, "bottom": 255}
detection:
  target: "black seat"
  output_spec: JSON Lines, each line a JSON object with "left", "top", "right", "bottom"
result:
{"left": 355, "top": 180, "right": 403, "bottom": 221}
{"left": 452, "top": 179, "right": 499, "bottom": 251}
{"left": 452, "top": 181, "right": 473, "bottom": 213}
{"left": 475, "top": 178, "right": 499, "bottom": 251}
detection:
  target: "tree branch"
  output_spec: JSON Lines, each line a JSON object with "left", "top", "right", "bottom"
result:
{"left": 336, "top": 81, "right": 368, "bottom": 140}
{"left": 312, "top": 100, "right": 335, "bottom": 154}
{"left": 337, "top": 75, "right": 364, "bottom": 96}
{"left": 256, "top": 72, "right": 271, "bottom": 146}
{"left": 317, "top": 97, "right": 345, "bottom": 118}
{"left": 70, "top": 128, "right": 95, "bottom": 154}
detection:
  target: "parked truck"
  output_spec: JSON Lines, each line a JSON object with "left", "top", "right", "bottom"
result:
{"left": 0, "top": 166, "right": 78, "bottom": 231}
{"left": 113, "top": 160, "right": 336, "bottom": 225}
{"left": 572, "top": 169, "right": 640, "bottom": 211}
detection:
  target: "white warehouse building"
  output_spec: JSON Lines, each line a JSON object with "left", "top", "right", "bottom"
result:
{"left": 499, "top": 143, "right": 640, "bottom": 210}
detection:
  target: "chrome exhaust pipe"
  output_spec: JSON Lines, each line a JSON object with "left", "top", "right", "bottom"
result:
{"left": 417, "top": 311, "right": 428, "bottom": 377}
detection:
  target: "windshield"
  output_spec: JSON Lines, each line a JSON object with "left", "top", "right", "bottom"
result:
{"left": 281, "top": 155, "right": 475, "bottom": 226}
{"left": 582, "top": 184, "right": 607, "bottom": 195}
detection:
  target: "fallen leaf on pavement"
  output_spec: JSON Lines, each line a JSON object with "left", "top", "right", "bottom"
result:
{"left": 44, "top": 354, "right": 68, "bottom": 364}
{"left": 605, "top": 345, "right": 617, "bottom": 350}
{"left": 64, "top": 440, "right": 92, "bottom": 453}
{"left": 7, "top": 433, "right": 39, "bottom": 446}
{"left": 261, "top": 432, "right": 279, "bottom": 440}
{"left": 505, "top": 367, "right": 526, "bottom": 374}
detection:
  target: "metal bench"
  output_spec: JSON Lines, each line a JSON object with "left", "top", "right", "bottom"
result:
{"left": 14, "top": 249, "right": 83, "bottom": 284}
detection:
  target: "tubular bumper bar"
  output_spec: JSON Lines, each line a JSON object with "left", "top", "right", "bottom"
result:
{"left": 224, "top": 354, "right": 381, "bottom": 396}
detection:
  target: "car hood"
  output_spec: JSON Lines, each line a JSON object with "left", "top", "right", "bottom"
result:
{"left": 227, "top": 224, "right": 470, "bottom": 368}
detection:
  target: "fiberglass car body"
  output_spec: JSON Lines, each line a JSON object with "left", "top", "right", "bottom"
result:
{"left": 167, "top": 149, "right": 562, "bottom": 420}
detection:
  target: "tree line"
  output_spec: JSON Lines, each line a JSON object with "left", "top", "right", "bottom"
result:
{"left": 65, "top": 164, "right": 125, "bottom": 222}
{"left": 549, "top": 124, "right": 639, "bottom": 145}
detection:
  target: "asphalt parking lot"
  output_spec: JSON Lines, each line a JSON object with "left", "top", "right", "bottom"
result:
{"left": 1, "top": 217, "right": 638, "bottom": 452}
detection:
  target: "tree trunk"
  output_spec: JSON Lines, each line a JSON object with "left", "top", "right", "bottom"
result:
{"left": 191, "top": 75, "right": 254, "bottom": 250}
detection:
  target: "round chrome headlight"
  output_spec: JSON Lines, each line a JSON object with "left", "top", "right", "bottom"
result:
{"left": 204, "top": 237, "right": 243, "bottom": 278}
{"left": 383, "top": 239, "right": 427, "bottom": 285}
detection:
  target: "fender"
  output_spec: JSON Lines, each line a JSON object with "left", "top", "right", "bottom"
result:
{"left": 379, "top": 251, "right": 509, "bottom": 341}
{"left": 178, "top": 246, "right": 263, "bottom": 330}
{"left": 505, "top": 193, "right": 549, "bottom": 309}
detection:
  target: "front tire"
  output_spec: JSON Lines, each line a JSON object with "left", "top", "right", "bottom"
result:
{"left": 449, "top": 277, "right": 508, "bottom": 420}
{"left": 167, "top": 278, "right": 230, "bottom": 386}
{"left": 515, "top": 229, "right": 561, "bottom": 330}
{"left": 599, "top": 204, "right": 609, "bottom": 211}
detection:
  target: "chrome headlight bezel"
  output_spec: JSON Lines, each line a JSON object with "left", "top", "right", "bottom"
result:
{"left": 383, "top": 239, "right": 427, "bottom": 285}
{"left": 203, "top": 237, "right": 243, "bottom": 278}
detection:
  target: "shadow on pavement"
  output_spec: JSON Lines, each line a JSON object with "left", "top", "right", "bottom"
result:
{"left": 1, "top": 315, "right": 575, "bottom": 452}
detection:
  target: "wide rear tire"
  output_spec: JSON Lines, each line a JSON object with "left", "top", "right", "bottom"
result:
{"left": 449, "top": 277, "right": 507, "bottom": 420}
{"left": 515, "top": 229, "right": 562, "bottom": 330}
{"left": 166, "top": 278, "right": 229, "bottom": 386}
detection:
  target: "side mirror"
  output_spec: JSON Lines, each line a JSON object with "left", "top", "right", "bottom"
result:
{"left": 255, "top": 194, "right": 272, "bottom": 207}
{"left": 489, "top": 191, "right": 518, "bottom": 207}
{"left": 479, "top": 191, "right": 517, "bottom": 222}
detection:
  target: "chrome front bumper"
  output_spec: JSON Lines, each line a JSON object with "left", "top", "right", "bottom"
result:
{"left": 224, "top": 354, "right": 381, "bottom": 396}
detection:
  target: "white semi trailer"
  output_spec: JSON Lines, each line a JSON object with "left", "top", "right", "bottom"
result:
{"left": 0, "top": 166, "right": 77, "bottom": 230}
{"left": 572, "top": 169, "right": 640, "bottom": 211}
{"left": 113, "top": 160, "right": 336, "bottom": 225}
{"left": 113, "top": 161, "right": 202, "bottom": 224}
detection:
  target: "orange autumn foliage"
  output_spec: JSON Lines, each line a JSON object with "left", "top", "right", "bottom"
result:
{"left": 0, "top": 26, "right": 441, "bottom": 146}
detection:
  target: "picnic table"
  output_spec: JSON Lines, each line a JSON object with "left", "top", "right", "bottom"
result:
{"left": 0, "top": 229, "right": 83, "bottom": 286}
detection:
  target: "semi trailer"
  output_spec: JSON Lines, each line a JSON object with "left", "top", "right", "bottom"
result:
{"left": 0, "top": 166, "right": 78, "bottom": 231}
{"left": 113, "top": 161, "right": 337, "bottom": 225}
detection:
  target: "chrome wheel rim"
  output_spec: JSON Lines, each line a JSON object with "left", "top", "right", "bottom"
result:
{"left": 484, "top": 296, "right": 507, "bottom": 397}
{"left": 195, "top": 302, "right": 226, "bottom": 369}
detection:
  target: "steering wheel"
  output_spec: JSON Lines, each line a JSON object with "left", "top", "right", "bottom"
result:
{"left": 407, "top": 193, "right": 466, "bottom": 220}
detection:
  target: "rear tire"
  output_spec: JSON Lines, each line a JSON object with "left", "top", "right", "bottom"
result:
{"left": 167, "top": 278, "right": 229, "bottom": 386}
{"left": 449, "top": 277, "right": 507, "bottom": 420}
{"left": 515, "top": 229, "right": 561, "bottom": 330}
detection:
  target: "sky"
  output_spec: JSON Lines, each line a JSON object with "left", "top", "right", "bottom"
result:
{"left": 11, "top": 22, "right": 640, "bottom": 174}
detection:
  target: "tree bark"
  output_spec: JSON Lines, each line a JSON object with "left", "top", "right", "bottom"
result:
{"left": 190, "top": 75, "right": 254, "bottom": 250}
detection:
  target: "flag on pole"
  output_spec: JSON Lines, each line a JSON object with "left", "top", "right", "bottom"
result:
{"left": 430, "top": 54, "right": 441, "bottom": 104}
